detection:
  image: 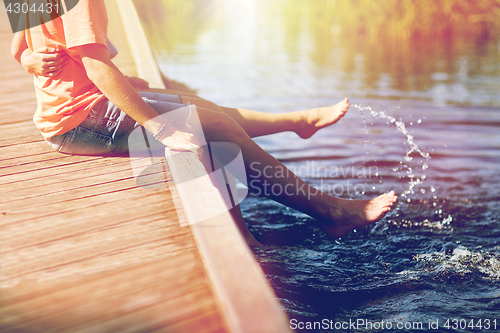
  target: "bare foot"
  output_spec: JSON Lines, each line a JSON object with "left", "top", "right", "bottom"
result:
{"left": 323, "top": 191, "right": 397, "bottom": 238}
{"left": 294, "top": 98, "right": 350, "bottom": 139}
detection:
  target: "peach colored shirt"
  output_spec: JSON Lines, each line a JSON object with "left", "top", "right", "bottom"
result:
{"left": 25, "top": 0, "right": 108, "bottom": 139}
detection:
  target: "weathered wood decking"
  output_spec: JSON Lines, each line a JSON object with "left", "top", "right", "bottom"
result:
{"left": 0, "top": 1, "right": 291, "bottom": 332}
{"left": 0, "top": 4, "right": 225, "bottom": 332}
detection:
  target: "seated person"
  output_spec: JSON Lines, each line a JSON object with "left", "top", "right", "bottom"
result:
{"left": 11, "top": 0, "right": 397, "bottom": 245}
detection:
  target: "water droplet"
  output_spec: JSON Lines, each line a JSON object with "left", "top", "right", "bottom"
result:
{"left": 430, "top": 186, "right": 436, "bottom": 192}
{"left": 410, "top": 122, "right": 413, "bottom": 126}
{"left": 358, "top": 104, "right": 431, "bottom": 204}
{"left": 407, "top": 198, "right": 411, "bottom": 203}
{"left": 420, "top": 188, "right": 426, "bottom": 194}
{"left": 372, "top": 186, "right": 376, "bottom": 190}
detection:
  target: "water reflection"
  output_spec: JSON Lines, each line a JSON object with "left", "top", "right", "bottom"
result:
{"left": 135, "top": 0, "right": 500, "bottom": 107}
{"left": 133, "top": 1, "right": 500, "bottom": 328}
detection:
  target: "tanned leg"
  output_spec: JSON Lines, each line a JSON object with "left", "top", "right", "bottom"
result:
{"left": 195, "top": 107, "right": 397, "bottom": 240}
{"left": 178, "top": 92, "right": 350, "bottom": 139}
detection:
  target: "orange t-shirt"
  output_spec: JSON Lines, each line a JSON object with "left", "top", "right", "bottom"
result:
{"left": 25, "top": 0, "right": 108, "bottom": 139}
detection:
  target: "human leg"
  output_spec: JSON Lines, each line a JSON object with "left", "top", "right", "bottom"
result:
{"left": 162, "top": 88, "right": 350, "bottom": 139}
{"left": 195, "top": 107, "right": 397, "bottom": 238}
{"left": 219, "top": 98, "right": 350, "bottom": 138}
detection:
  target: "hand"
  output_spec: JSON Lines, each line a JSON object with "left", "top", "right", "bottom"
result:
{"left": 21, "top": 47, "right": 68, "bottom": 77}
{"left": 161, "top": 130, "right": 200, "bottom": 152}
{"left": 126, "top": 76, "right": 150, "bottom": 90}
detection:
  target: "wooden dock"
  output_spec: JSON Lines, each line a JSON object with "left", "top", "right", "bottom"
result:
{"left": 0, "top": 1, "right": 291, "bottom": 332}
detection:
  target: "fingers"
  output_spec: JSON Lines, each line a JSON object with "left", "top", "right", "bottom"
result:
{"left": 46, "top": 67, "right": 64, "bottom": 78}
{"left": 161, "top": 131, "right": 200, "bottom": 151}
{"left": 34, "top": 46, "right": 58, "bottom": 53}
{"left": 42, "top": 61, "right": 67, "bottom": 77}
{"left": 43, "top": 52, "right": 68, "bottom": 64}
{"left": 42, "top": 53, "right": 69, "bottom": 77}
{"left": 34, "top": 46, "right": 68, "bottom": 62}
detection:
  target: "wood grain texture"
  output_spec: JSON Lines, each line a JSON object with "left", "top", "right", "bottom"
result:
{"left": 1, "top": 0, "right": 293, "bottom": 331}
{"left": 165, "top": 148, "right": 292, "bottom": 333}
{"left": 0, "top": 2, "right": 226, "bottom": 332}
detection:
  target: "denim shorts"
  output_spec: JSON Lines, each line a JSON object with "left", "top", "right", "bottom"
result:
{"left": 46, "top": 91, "right": 189, "bottom": 156}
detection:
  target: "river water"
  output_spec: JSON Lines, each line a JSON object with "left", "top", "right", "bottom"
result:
{"left": 145, "top": 0, "right": 500, "bottom": 331}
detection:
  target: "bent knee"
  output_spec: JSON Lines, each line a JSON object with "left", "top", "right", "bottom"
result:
{"left": 201, "top": 112, "right": 246, "bottom": 141}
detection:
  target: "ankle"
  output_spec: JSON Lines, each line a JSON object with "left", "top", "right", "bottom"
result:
{"left": 289, "top": 110, "right": 309, "bottom": 133}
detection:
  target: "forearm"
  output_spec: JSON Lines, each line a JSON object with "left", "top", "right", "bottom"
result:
{"left": 85, "top": 59, "right": 164, "bottom": 134}
{"left": 11, "top": 31, "right": 27, "bottom": 64}
{"left": 20, "top": 49, "right": 37, "bottom": 74}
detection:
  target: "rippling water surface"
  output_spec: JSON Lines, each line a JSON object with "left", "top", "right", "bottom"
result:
{"left": 146, "top": 0, "right": 500, "bottom": 330}
{"left": 243, "top": 101, "right": 500, "bottom": 331}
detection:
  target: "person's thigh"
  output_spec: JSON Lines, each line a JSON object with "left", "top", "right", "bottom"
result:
{"left": 180, "top": 95, "right": 224, "bottom": 113}
{"left": 143, "top": 88, "right": 224, "bottom": 113}
{"left": 195, "top": 106, "right": 247, "bottom": 143}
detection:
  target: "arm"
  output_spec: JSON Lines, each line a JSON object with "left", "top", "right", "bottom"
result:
{"left": 78, "top": 43, "right": 196, "bottom": 150}
{"left": 11, "top": 31, "right": 27, "bottom": 64}
{"left": 11, "top": 31, "right": 68, "bottom": 77}
{"left": 12, "top": 32, "right": 147, "bottom": 88}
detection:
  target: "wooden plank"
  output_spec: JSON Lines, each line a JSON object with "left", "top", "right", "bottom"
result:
{"left": 106, "top": 0, "right": 138, "bottom": 78}
{"left": 0, "top": 197, "right": 179, "bottom": 253}
{"left": 0, "top": 159, "right": 159, "bottom": 203}
{"left": 114, "top": 0, "right": 165, "bottom": 89}
{"left": 0, "top": 0, "right": 289, "bottom": 332}
{"left": 0, "top": 141, "right": 57, "bottom": 162}
{"left": 1, "top": 221, "right": 183, "bottom": 281}
{"left": 107, "top": 1, "right": 291, "bottom": 330}
{"left": 0, "top": 136, "right": 45, "bottom": 147}
{"left": 165, "top": 148, "right": 292, "bottom": 333}
{"left": 0, "top": 120, "right": 39, "bottom": 137}
{"left": 0, "top": 154, "right": 106, "bottom": 177}
{"left": 1, "top": 248, "right": 223, "bottom": 333}
{"left": 0, "top": 186, "right": 161, "bottom": 225}
{"left": 0, "top": 247, "right": 196, "bottom": 304}
{"left": 0, "top": 157, "right": 134, "bottom": 185}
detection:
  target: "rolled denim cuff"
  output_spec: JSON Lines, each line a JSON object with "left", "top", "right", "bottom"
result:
{"left": 153, "top": 103, "right": 192, "bottom": 142}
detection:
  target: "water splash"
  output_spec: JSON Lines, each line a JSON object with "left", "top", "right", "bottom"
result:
{"left": 355, "top": 104, "right": 430, "bottom": 198}
{"left": 413, "top": 245, "right": 500, "bottom": 280}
